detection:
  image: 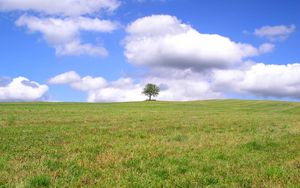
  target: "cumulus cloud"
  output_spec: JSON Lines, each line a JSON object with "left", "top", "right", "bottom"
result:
{"left": 16, "top": 15, "right": 118, "bottom": 56}
{"left": 0, "top": 0, "right": 121, "bottom": 57}
{"left": 49, "top": 71, "right": 143, "bottom": 102}
{"left": 71, "top": 76, "right": 107, "bottom": 91}
{"left": 213, "top": 63, "right": 300, "bottom": 99}
{"left": 49, "top": 61, "right": 300, "bottom": 102}
{"left": 258, "top": 43, "right": 275, "bottom": 54}
{"left": 87, "top": 78, "right": 144, "bottom": 102}
{"left": 49, "top": 71, "right": 107, "bottom": 92}
{"left": 254, "top": 24, "right": 296, "bottom": 41}
{"left": 0, "top": 77, "right": 48, "bottom": 101}
{"left": 49, "top": 70, "right": 223, "bottom": 102}
{"left": 55, "top": 40, "right": 108, "bottom": 56}
{"left": 124, "top": 15, "right": 271, "bottom": 71}
{"left": 48, "top": 71, "right": 81, "bottom": 85}
{"left": 143, "top": 75, "right": 222, "bottom": 101}
{"left": 42, "top": 15, "right": 296, "bottom": 102}
{"left": 88, "top": 75, "right": 223, "bottom": 102}
{"left": 0, "top": 0, "right": 120, "bottom": 16}
{"left": 47, "top": 15, "right": 299, "bottom": 102}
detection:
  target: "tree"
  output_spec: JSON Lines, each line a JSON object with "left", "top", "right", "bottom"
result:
{"left": 142, "top": 83, "right": 160, "bottom": 101}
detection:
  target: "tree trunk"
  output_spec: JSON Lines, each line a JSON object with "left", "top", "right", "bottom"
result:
{"left": 149, "top": 95, "right": 152, "bottom": 101}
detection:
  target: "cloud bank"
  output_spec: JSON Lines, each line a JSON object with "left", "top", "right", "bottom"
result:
{"left": 50, "top": 60, "right": 300, "bottom": 102}
{"left": 0, "top": 77, "right": 48, "bottom": 101}
{"left": 48, "top": 71, "right": 223, "bottom": 102}
{"left": 2, "top": 11, "right": 298, "bottom": 102}
{"left": 47, "top": 15, "right": 299, "bottom": 102}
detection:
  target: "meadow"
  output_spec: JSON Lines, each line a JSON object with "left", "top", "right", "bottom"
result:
{"left": 0, "top": 100, "right": 299, "bottom": 187}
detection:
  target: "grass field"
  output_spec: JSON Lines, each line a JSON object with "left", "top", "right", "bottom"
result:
{"left": 0, "top": 100, "right": 299, "bottom": 187}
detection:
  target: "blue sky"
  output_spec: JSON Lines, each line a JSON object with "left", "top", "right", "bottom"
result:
{"left": 0, "top": 0, "right": 299, "bottom": 102}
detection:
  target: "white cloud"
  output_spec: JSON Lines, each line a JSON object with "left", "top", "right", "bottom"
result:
{"left": 87, "top": 78, "right": 144, "bottom": 102}
{"left": 49, "top": 61, "right": 300, "bottom": 102}
{"left": 49, "top": 70, "right": 223, "bottom": 102}
{"left": 87, "top": 75, "right": 223, "bottom": 102}
{"left": 55, "top": 40, "right": 108, "bottom": 56}
{"left": 254, "top": 24, "right": 296, "bottom": 41}
{"left": 48, "top": 71, "right": 81, "bottom": 84}
{"left": 71, "top": 76, "right": 107, "bottom": 91}
{"left": 125, "top": 15, "right": 271, "bottom": 71}
{"left": 258, "top": 43, "right": 275, "bottom": 54}
{"left": 49, "top": 71, "right": 107, "bottom": 91}
{"left": 16, "top": 15, "right": 118, "bottom": 56}
{"left": 0, "top": 0, "right": 121, "bottom": 16}
{"left": 0, "top": 77, "right": 48, "bottom": 101}
{"left": 42, "top": 15, "right": 297, "bottom": 102}
{"left": 87, "top": 75, "right": 222, "bottom": 102}
{"left": 49, "top": 71, "right": 142, "bottom": 102}
{"left": 213, "top": 63, "right": 300, "bottom": 99}
{"left": 143, "top": 74, "right": 223, "bottom": 101}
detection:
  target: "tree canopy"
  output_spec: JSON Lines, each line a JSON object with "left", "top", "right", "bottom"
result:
{"left": 142, "top": 83, "right": 160, "bottom": 101}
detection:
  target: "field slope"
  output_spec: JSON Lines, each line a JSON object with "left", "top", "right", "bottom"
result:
{"left": 0, "top": 100, "right": 300, "bottom": 187}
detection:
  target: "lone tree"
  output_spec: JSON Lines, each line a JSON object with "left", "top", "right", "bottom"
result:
{"left": 142, "top": 83, "right": 160, "bottom": 101}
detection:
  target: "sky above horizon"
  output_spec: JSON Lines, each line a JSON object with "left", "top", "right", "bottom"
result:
{"left": 0, "top": 0, "right": 299, "bottom": 102}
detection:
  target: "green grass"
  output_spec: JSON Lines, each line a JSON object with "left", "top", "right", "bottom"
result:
{"left": 0, "top": 100, "right": 299, "bottom": 187}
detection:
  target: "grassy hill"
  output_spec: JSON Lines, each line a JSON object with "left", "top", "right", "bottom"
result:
{"left": 0, "top": 100, "right": 299, "bottom": 187}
